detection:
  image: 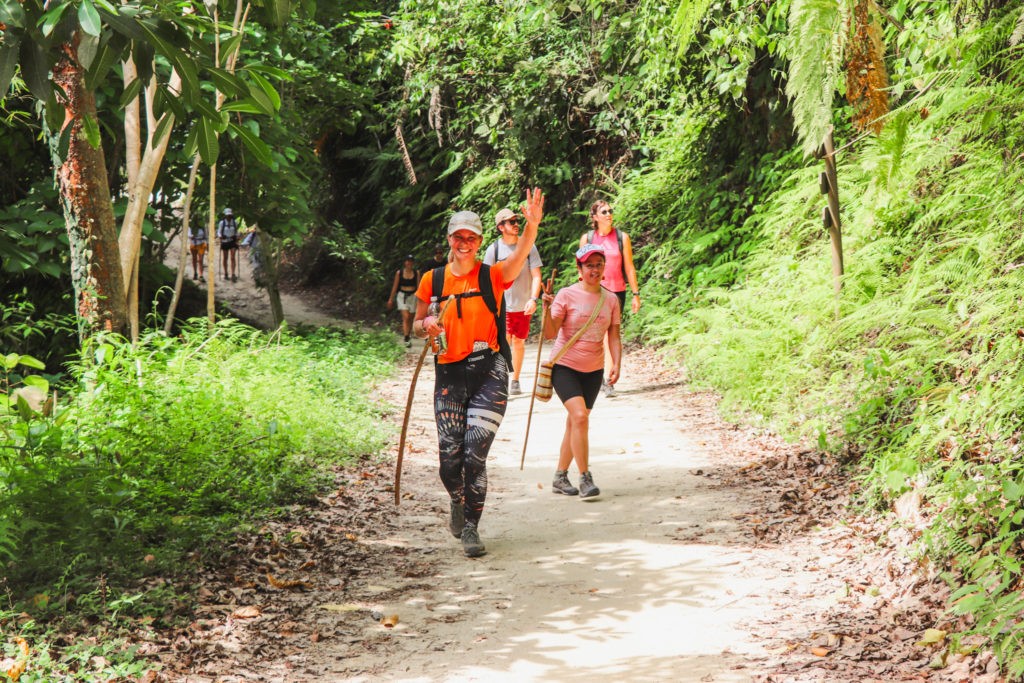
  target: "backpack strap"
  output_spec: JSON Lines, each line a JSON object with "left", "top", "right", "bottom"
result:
{"left": 478, "top": 264, "right": 513, "bottom": 370}
{"left": 429, "top": 263, "right": 512, "bottom": 370}
{"left": 486, "top": 242, "right": 499, "bottom": 264}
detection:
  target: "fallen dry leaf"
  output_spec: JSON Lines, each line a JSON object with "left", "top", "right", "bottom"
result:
{"left": 345, "top": 533, "right": 358, "bottom": 541}
{"left": 266, "top": 572, "right": 311, "bottom": 590}
{"left": 232, "top": 605, "right": 262, "bottom": 619}
{"left": 810, "top": 646, "right": 830, "bottom": 657}
{"left": 380, "top": 614, "right": 400, "bottom": 628}
{"left": 320, "top": 603, "right": 364, "bottom": 612}
{"left": 537, "top": 483, "right": 543, "bottom": 489}
{"left": 5, "top": 637, "right": 29, "bottom": 681}
{"left": 916, "top": 628, "right": 947, "bottom": 647}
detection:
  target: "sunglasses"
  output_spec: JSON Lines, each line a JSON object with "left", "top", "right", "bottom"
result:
{"left": 502, "top": 218, "right": 520, "bottom": 226}
{"left": 598, "top": 209, "right": 613, "bottom": 215}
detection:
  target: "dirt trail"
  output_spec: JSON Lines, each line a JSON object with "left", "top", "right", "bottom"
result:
{"left": 292, "top": 344, "right": 973, "bottom": 683}
{"left": 163, "top": 236, "right": 342, "bottom": 328}
{"left": 158, "top": 281, "right": 998, "bottom": 682}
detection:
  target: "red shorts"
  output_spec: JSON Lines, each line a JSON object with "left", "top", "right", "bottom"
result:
{"left": 506, "top": 311, "right": 531, "bottom": 339}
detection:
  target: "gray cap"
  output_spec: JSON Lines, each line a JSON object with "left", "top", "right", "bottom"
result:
{"left": 447, "top": 211, "right": 483, "bottom": 236}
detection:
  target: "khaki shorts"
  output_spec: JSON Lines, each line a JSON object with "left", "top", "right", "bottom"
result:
{"left": 396, "top": 291, "right": 417, "bottom": 314}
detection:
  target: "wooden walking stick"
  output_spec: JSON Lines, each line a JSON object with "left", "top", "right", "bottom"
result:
{"left": 520, "top": 268, "right": 556, "bottom": 470}
{"left": 395, "top": 295, "right": 454, "bottom": 505}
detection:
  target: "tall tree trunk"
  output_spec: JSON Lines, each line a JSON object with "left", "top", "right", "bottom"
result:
{"left": 207, "top": 165, "right": 217, "bottom": 325}
{"left": 164, "top": 156, "right": 202, "bottom": 335}
{"left": 49, "top": 40, "right": 127, "bottom": 339}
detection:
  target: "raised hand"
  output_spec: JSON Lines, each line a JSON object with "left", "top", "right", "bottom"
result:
{"left": 523, "top": 187, "right": 545, "bottom": 228}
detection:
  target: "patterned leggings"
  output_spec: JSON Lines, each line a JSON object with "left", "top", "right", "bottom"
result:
{"left": 434, "top": 350, "right": 508, "bottom": 526}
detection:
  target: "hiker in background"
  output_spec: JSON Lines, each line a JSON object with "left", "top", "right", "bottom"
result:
{"left": 413, "top": 188, "right": 545, "bottom": 558}
{"left": 189, "top": 221, "right": 208, "bottom": 282}
{"left": 218, "top": 207, "right": 240, "bottom": 282}
{"left": 578, "top": 200, "right": 640, "bottom": 397}
{"left": 387, "top": 254, "right": 419, "bottom": 347}
{"left": 541, "top": 243, "right": 621, "bottom": 499}
{"left": 241, "top": 229, "right": 266, "bottom": 288}
{"left": 483, "top": 207, "right": 543, "bottom": 395}
{"left": 423, "top": 243, "right": 449, "bottom": 271}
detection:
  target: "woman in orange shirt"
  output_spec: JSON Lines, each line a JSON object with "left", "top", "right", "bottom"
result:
{"left": 413, "top": 188, "right": 545, "bottom": 558}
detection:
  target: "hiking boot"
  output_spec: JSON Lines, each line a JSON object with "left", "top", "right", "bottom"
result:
{"left": 404, "top": 336, "right": 412, "bottom": 348}
{"left": 510, "top": 379, "right": 521, "bottom": 395}
{"left": 552, "top": 470, "right": 579, "bottom": 496}
{"left": 232, "top": 274, "right": 238, "bottom": 283}
{"left": 449, "top": 499, "right": 465, "bottom": 538}
{"left": 602, "top": 381, "right": 617, "bottom": 398}
{"left": 461, "top": 523, "right": 486, "bottom": 557}
{"left": 579, "top": 471, "right": 601, "bottom": 499}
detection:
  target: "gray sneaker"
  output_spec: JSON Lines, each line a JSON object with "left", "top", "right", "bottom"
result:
{"left": 579, "top": 471, "right": 601, "bottom": 499}
{"left": 510, "top": 379, "right": 522, "bottom": 395}
{"left": 461, "top": 523, "right": 486, "bottom": 557}
{"left": 449, "top": 499, "right": 465, "bottom": 538}
{"left": 552, "top": 470, "right": 579, "bottom": 496}
{"left": 602, "top": 381, "right": 617, "bottom": 398}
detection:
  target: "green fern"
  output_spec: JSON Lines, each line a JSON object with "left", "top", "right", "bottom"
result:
{"left": 785, "top": 0, "right": 849, "bottom": 155}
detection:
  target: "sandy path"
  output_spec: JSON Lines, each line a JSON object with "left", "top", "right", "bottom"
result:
{"left": 163, "top": 235, "right": 343, "bottom": 328}
{"left": 318, "top": 344, "right": 852, "bottom": 683}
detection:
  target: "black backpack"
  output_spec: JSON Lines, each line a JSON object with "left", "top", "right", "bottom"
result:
{"left": 430, "top": 264, "right": 513, "bottom": 370}
{"left": 586, "top": 228, "right": 627, "bottom": 283}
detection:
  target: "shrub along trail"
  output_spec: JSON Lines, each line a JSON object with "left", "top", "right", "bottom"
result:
{"left": 151, "top": 344, "right": 999, "bottom": 682}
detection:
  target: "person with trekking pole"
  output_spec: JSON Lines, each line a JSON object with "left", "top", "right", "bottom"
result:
{"left": 541, "top": 243, "right": 622, "bottom": 499}
{"left": 578, "top": 200, "right": 639, "bottom": 397}
{"left": 413, "top": 188, "right": 545, "bottom": 558}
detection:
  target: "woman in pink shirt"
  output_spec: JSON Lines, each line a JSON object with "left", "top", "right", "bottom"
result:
{"left": 540, "top": 243, "right": 622, "bottom": 499}
{"left": 578, "top": 200, "right": 640, "bottom": 397}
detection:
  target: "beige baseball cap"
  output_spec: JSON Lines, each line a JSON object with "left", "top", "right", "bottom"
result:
{"left": 447, "top": 211, "right": 483, "bottom": 236}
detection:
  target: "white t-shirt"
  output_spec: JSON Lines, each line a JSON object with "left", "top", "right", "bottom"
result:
{"left": 482, "top": 239, "right": 542, "bottom": 312}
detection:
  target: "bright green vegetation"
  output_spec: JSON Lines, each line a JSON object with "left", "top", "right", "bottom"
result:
{"left": 622, "top": 8, "right": 1024, "bottom": 677}
{"left": 7, "top": 0, "right": 1024, "bottom": 676}
{"left": 0, "top": 321, "right": 399, "bottom": 679}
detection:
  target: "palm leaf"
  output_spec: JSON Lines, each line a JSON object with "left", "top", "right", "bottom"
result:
{"left": 786, "top": 0, "right": 849, "bottom": 156}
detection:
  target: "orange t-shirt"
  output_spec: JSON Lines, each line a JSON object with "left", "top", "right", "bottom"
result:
{"left": 416, "top": 261, "right": 508, "bottom": 364}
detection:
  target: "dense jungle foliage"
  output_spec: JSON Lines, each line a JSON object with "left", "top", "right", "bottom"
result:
{"left": 8, "top": 0, "right": 1024, "bottom": 676}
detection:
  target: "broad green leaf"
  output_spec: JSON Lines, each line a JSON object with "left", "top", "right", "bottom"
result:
{"left": 205, "top": 67, "right": 248, "bottom": 98}
{"left": 81, "top": 114, "right": 101, "bottom": 149}
{"left": 151, "top": 113, "right": 174, "bottom": 149}
{"left": 0, "top": 40, "right": 21, "bottom": 96}
{"left": 15, "top": 393, "right": 33, "bottom": 421}
{"left": 40, "top": 2, "right": 70, "bottom": 37}
{"left": 119, "top": 77, "right": 142, "bottom": 109}
{"left": 4, "top": 353, "right": 19, "bottom": 371}
{"left": 220, "top": 100, "right": 266, "bottom": 114}
{"left": 78, "top": 0, "right": 103, "bottom": 36}
{"left": 183, "top": 123, "right": 199, "bottom": 159}
{"left": 0, "top": 1, "right": 26, "bottom": 28}
{"left": 247, "top": 64, "right": 292, "bottom": 81}
{"left": 248, "top": 71, "right": 281, "bottom": 111}
{"left": 21, "top": 375, "right": 49, "bottom": 391}
{"left": 84, "top": 38, "right": 120, "bottom": 91}
{"left": 229, "top": 122, "right": 273, "bottom": 168}
{"left": 20, "top": 39, "right": 51, "bottom": 101}
{"left": 220, "top": 34, "right": 244, "bottom": 62}
{"left": 77, "top": 30, "right": 99, "bottom": 69}
{"left": 196, "top": 116, "right": 219, "bottom": 165}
